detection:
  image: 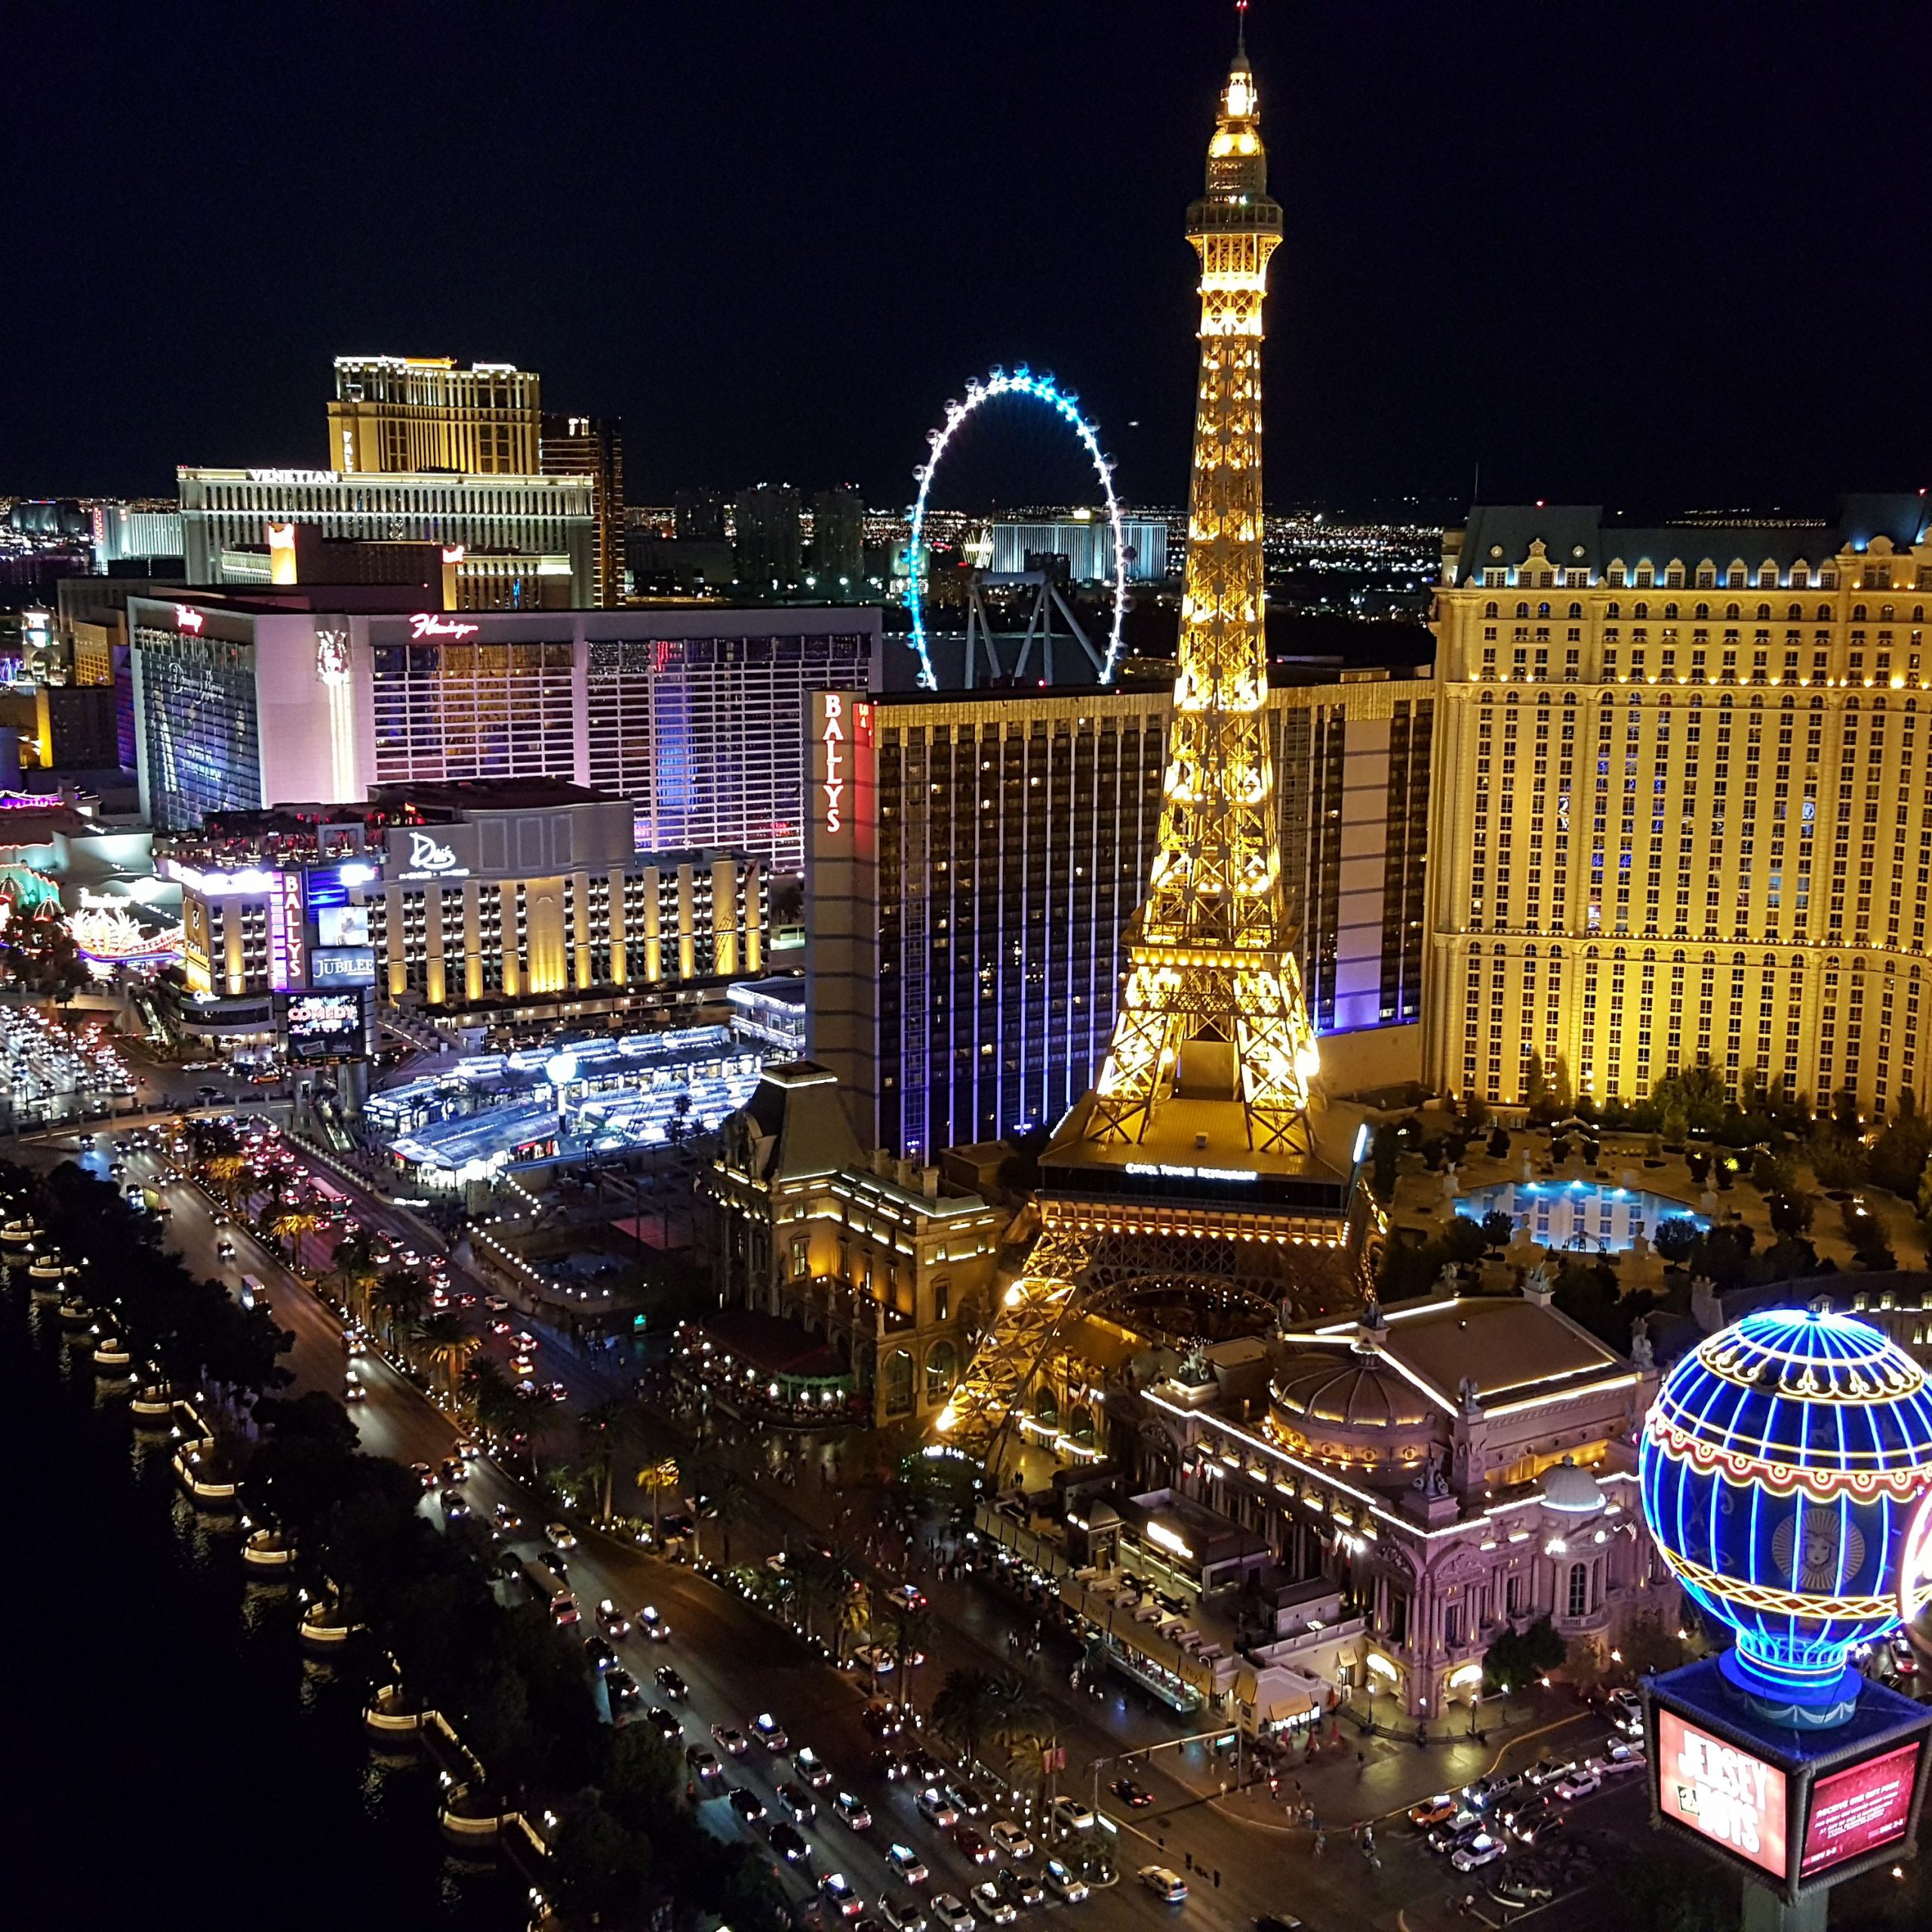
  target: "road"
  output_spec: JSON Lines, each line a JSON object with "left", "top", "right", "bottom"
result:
{"left": 23, "top": 1120, "right": 1657, "bottom": 1932}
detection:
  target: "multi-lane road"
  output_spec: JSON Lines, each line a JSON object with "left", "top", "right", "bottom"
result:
{"left": 31, "top": 1119, "right": 1656, "bottom": 1932}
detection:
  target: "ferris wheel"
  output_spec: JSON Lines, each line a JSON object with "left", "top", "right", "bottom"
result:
{"left": 903, "top": 367, "right": 1129, "bottom": 691}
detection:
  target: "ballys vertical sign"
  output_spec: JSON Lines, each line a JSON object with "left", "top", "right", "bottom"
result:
{"left": 820, "top": 693, "right": 872, "bottom": 835}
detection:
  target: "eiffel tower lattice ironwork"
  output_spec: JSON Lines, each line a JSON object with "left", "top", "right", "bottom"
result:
{"left": 937, "top": 31, "right": 1346, "bottom": 1462}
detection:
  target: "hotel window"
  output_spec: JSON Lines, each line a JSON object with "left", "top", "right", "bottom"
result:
{"left": 1567, "top": 1561, "right": 1589, "bottom": 1618}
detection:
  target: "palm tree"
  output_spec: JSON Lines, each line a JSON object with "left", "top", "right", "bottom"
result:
{"left": 931, "top": 1668, "right": 1008, "bottom": 1777}
{"left": 465, "top": 1358, "right": 521, "bottom": 1444}
{"left": 331, "top": 1229, "right": 380, "bottom": 1325}
{"left": 792, "top": 1543, "right": 855, "bottom": 1646}
{"left": 890, "top": 1601, "right": 936, "bottom": 1707}
{"left": 204, "top": 1152, "right": 248, "bottom": 1208}
{"left": 268, "top": 1204, "right": 323, "bottom": 1271}
{"left": 689, "top": 1461, "right": 749, "bottom": 1565}
{"left": 417, "top": 1309, "right": 479, "bottom": 1399}
{"left": 579, "top": 1397, "right": 635, "bottom": 1522}
{"left": 371, "top": 1266, "right": 430, "bottom": 1351}
{"left": 635, "top": 1456, "right": 681, "bottom": 1547}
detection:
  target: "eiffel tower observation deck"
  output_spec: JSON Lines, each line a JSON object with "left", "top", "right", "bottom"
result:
{"left": 937, "top": 24, "right": 1368, "bottom": 1461}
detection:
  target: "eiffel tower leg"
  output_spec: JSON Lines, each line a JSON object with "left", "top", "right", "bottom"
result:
{"left": 934, "top": 1219, "right": 1095, "bottom": 1469}
{"left": 1233, "top": 966, "right": 1317, "bottom": 1155}
{"left": 1088, "top": 968, "right": 1179, "bottom": 1146}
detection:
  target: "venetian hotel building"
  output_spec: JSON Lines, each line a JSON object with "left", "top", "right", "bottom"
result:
{"left": 1426, "top": 494, "right": 1932, "bottom": 1116}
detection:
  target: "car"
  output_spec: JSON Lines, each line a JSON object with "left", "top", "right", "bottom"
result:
{"left": 1109, "top": 1777, "right": 1155, "bottom": 1810}
{"left": 711, "top": 1723, "right": 749, "bottom": 1756}
{"left": 889, "top": 1581, "right": 929, "bottom": 1612}
{"left": 918, "top": 1789, "right": 960, "bottom": 1830}
{"left": 409, "top": 1462, "right": 435, "bottom": 1490}
{"left": 685, "top": 1745, "right": 723, "bottom": 1784}
{"left": 751, "top": 1712, "right": 790, "bottom": 1752}
{"left": 546, "top": 1522, "right": 577, "bottom": 1550}
{"left": 440, "top": 1457, "right": 466, "bottom": 1485}
{"left": 1553, "top": 1768, "right": 1600, "bottom": 1801}
{"left": 1427, "top": 1810, "right": 1483, "bottom": 1852}
{"left": 930, "top": 1895, "right": 974, "bottom": 1932}
{"left": 655, "top": 1666, "right": 688, "bottom": 1700}
{"left": 649, "top": 1706, "right": 682, "bottom": 1744}
{"left": 1138, "top": 1867, "right": 1188, "bottom": 1904}
{"left": 439, "top": 1487, "right": 470, "bottom": 1518}
{"left": 1585, "top": 1747, "right": 1646, "bottom": 1780}
{"left": 1464, "top": 1770, "right": 1525, "bottom": 1808}
{"left": 768, "top": 1820, "right": 813, "bottom": 1866}
{"left": 989, "top": 1822, "right": 1032, "bottom": 1860}
{"left": 596, "top": 1600, "right": 632, "bottom": 1639}
{"left": 887, "top": 1844, "right": 928, "bottom": 1884}
{"left": 955, "top": 1826, "right": 993, "bottom": 1866}
{"left": 1052, "top": 1798, "right": 1096, "bottom": 1833}
{"left": 636, "top": 1604, "right": 672, "bottom": 1641}
{"left": 970, "top": 1882, "right": 1017, "bottom": 1924}
{"left": 728, "top": 1786, "right": 768, "bottom": 1823}
{"left": 820, "top": 1873, "right": 863, "bottom": 1920}
{"left": 868, "top": 1747, "right": 912, "bottom": 1783}
{"left": 1042, "top": 1860, "right": 1088, "bottom": 1904}
{"left": 583, "top": 1634, "right": 617, "bottom": 1672}
{"left": 995, "top": 1867, "right": 1044, "bottom": 1911}
{"left": 1408, "top": 1792, "right": 1460, "bottom": 1828}
{"left": 606, "top": 1668, "right": 641, "bottom": 1706}
{"left": 795, "top": 1746, "right": 832, "bottom": 1787}
{"left": 770, "top": 1781, "right": 814, "bottom": 1823}
{"left": 537, "top": 1550, "right": 569, "bottom": 1583}
{"left": 947, "top": 1782, "right": 989, "bottom": 1819}
{"left": 550, "top": 1592, "right": 580, "bottom": 1626}
{"left": 906, "top": 1749, "right": 946, "bottom": 1784}
{"left": 1513, "top": 1804, "right": 1565, "bottom": 1849}
{"left": 343, "top": 1376, "right": 367, "bottom": 1403}
{"left": 863, "top": 1699, "right": 906, "bottom": 1739}
{"left": 511, "top": 1357, "right": 537, "bottom": 1378}
{"left": 1451, "top": 1832, "right": 1508, "bottom": 1872}
{"left": 880, "top": 1897, "right": 928, "bottom": 1932}
{"left": 834, "top": 1790, "right": 873, "bottom": 1830}
{"left": 453, "top": 1438, "right": 481, "bottom": 1460}
{"left": 216, "top": 1236, "right": 236, "bottom": 1260}
{"left": 851, "top": 1644, "right": 897, "bottom": 1675}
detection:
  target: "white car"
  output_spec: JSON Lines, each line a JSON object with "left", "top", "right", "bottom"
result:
{"left": 970, "top": 1882, "right": 1017, "bottom": 1925}
{"left": 1585, "top": 1745, "right": 1647, "bottom": 1779}
{"left": 546, "top": 1522, "right": 578, "bottom": 1550}
{"left": 888, "top": 1844, "right": 928, "bottom": 1884}
{"left": 1138, "top": 1866, "right": 1188, "bottom": 1904}
{"left": 834, "top": 1790, "right": 873, "bottom": 1830}
{"left": 1451, "top": 1833, "right": 1508, "bottom": 1872}
{"left": 989, "top": 1821, "right": 1033, "bottom": 1860}
{"left": 1043, "top": 1860, "right": 1088, "bottom": 1904}
{"left": 1053, "top": 1797, "right": 1096, "bottom": 1832}
{"left": 750, "top": 1712, "right": 789, "bottom": 1752}
{"left": 931, "top": 1895, "right": 974, "bottom": 1932}
{"left": 918, "top": 1788, "right": 960, "bottom": 1830}
{"left": 1554, "top": 1768, "right": 1601, "bottom": 1800}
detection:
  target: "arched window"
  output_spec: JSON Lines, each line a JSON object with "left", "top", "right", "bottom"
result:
{"left": 882, "top": 1349, "right": 914, "bottom": 1418}
{"left": 1567, "top": 1562, "right": 1589, "bottom": 1618}
{"left": 1634, "top": 601, "right": 1651, "bottom": 619}
{"left": 1786, "top": 601, "right": 1804, "bottom": 620}
{"left": 1817, "top": 605, "right": 1834, "bottom": 621}
{"left": 1484, "top": 601, "right": 1498, "bottom": 618}
{"left": 1567, "top": 601, "right": 1583, "bottom": 618}
{"left": 1516, "top": 601, "right": 1531, "bottom": 618}
{"left": 1755, "top": 603, "right": 1770, "bottom": 619}
{"left": 1537, "top": 601, "right": 1552, "bottom": 618}
{"left": 1694, "top": 602, "right": 1710, "bottom": 620}
{"left": 924, "top": 1340, "right": 958, "bottom": 1409}
{"left": 1666, "top": 601, "right": 1681, "bottom": 620}
{"left": 1854, "top": 605, "right": 1869, "bottom": 621}
{"left": 1606, "top": 601, "right": 1622, "bottom": 619}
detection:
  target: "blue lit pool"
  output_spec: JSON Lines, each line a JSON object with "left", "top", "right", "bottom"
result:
{"left": 1454, "top": 1180, "right": 1706, "bottom": 1254}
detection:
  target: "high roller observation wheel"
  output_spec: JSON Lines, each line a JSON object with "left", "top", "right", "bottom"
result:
{"left": 905, "top": 366, "right": 1128, "bottom": 690}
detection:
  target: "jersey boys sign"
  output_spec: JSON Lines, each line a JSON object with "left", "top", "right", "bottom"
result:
{"left": 1657, "top": 1711, "right": 1786, "bottom": 1878}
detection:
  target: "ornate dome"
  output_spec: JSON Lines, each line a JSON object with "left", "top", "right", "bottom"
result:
{"left": 1538, "top": 1457, "right": 1605, "bottom": 1515}
{"left": 1639, "top": 1302, "right": 1932, "bottom": 1719}
{"left": 1272, "top": 1349, "right": 1432, "bottom": 1431}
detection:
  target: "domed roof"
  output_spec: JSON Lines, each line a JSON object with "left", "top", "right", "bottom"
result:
{"left": 1648, "top": 1302, "right": 1932, "bottom": 1494}
{"left": 1539, "top": 1457, "right": 1606, "bottom": 1515}
{"left": 1272, "top": 1348, "right": 1432, "bottom": 1431}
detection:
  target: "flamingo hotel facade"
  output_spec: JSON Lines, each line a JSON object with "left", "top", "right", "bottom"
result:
{"left": 1424, "top": 494, "right": 1932, "bottom": 1117}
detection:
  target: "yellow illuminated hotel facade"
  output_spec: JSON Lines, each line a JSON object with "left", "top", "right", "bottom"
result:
{"left": 1425, "top": 496, "right": 1932, "bottom": 1118}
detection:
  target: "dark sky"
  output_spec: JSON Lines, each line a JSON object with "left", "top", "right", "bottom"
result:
{"left": 8, "top": 0, "right": 1930, "bottom": 516}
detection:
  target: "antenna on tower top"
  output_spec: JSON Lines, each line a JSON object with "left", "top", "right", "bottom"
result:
{"left": 1235, "top": 0, "right": 1249, "bottom": 58}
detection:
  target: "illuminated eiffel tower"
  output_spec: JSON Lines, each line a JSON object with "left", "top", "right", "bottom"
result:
{"left": 938, "top": 23, "right": 1361, "bottom": 1462}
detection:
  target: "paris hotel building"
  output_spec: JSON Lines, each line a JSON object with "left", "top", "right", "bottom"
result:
{"left": 1425, "top": 494, "right": 1932, "bottom": 1117}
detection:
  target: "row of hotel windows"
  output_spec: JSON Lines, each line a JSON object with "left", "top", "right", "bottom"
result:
{"left": 1475, "top": 559, "right": 1931, "bottom": 592}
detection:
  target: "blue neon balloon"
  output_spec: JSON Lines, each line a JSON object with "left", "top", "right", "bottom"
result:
{"left": 1640, "top": 1304, "right": 1932, "bottom": 1710}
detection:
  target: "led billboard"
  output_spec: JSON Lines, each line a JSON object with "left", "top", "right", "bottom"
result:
{"left": 317, "top": 903, "right": 370, "bottom": 949}
{"left": 1656, "top": 1709, "right": 1787, "bottom": 1878}
{"left": 310, "top": 946, "right": 377, "bottom": 988}
{"left": 1800, "top": 1743, "right": 1921, "bottom": 1881}
{"left": 284, "top": 992, "right": 365, "bottom": 1062}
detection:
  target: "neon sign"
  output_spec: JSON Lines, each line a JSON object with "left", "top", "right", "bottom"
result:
{"left": 174, "top": 604, "right": 205, "bottom": 633}
{"left": 1125, "top": 1163, "right": 1257, "bottom": 1182}
{"left": 409, "top": 612, "right": 479, "bottom": 641}
{"left": 1657, "top": 1710, "right": 1786, "bottom": 1876}
{"left": 822, "top": 694, "right": 848, "bottom": 832}
{"left": 408, "top": 830, "right": 460, "bottom": 872}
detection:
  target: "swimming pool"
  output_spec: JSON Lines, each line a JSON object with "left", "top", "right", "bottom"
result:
{"left": 1454, "top": 1180, "right": 1706, "bottom": 1254}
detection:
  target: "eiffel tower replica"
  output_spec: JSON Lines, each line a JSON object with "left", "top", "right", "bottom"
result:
{"left": 938, "top": 23, "right": 1366, "bottom": 1460}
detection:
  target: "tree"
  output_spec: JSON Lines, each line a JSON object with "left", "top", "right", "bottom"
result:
{"left": 687, "top": 1459, "right": 749, "bottom": 1565}
{"left": 331, "top": 1228, "right": 381, "bottom": 1326}
{"left": 371, "top": 1266, "right": 431, "bottom": 1349}
{"left": 417, "top": 1309, "right": 479, "bottom": 1398}
{"left": 465, "top": 1358, "right": 524, "bottom": 1446}
{"left": 1654, "top": 1065, "right": 1728, "bottom": 1135}
{"left": 268, "top": 1204, "right": 323, "bottom": 1270}
{"left": 1551, "top": 1056, "right": 1574, "bottom": 1112}
{"left": 1482, "top": 1615, "right": 1567, "bottom": 1697}
{"left": 1368, "top": 1124, "right": 1399, "bottom": 1202}
{"left": 1809, "top": 1131, "right": 1869, "bottom": 1191}
{"left": 931, "top": 1668, "right": 1009, "bottom": 1775}
{"left": 1869, "top": 1116, "right": 1932, "bottom": 1200}
{"left": 1487, "top": 1124, "right": 1511, "bottom": 1160}
{"left": 1767, "top": 1190, "right": 1816, "bottom": 1238}
{"left": 1654, "top": 1217, "right": 1701, "bottom": 1264}
{"left": 1749, "top": 1148, "right": 1795, "bottom": 1195}
{"left": 580, "top": 1396, "right": 635, "bottom": 1522}
{"left": 1523, "top": 1051, "right": 1550, "bottom": 1117}
{"left": 1479, "top": 1209, "right": 1514, "bottom": 1251}
{"left": 552, "top": 1794, "right": 652, "bottom": 1919}
{"left": 791, "top": 1543, "right": 856, "bottom": 1646}
{"left": 635, "top": 1457, "right": 681, "bottom": 1547}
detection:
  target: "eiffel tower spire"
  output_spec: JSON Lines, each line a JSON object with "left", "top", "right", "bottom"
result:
{"left": 1081, "top": 35, "right": 1321, "bottom": 1155}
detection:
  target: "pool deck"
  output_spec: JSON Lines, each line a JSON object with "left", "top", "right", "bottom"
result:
{"left": 1389, "top": 1128, "right": 1929, "bottom": 1280}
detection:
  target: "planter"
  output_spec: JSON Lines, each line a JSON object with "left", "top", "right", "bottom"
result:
{"left": 242, "top": 1525, "right": 297, "bottom": 1569}
{"left": 57, "top": 1294, "right": 94, "bottom": 1322}
{"left": 437, "top": 1783, "right": 512, "bottom": 1848}
{"left": 0, "top": 1220, "right": 38, "bottom": 1247}
{"left": 173, "top": 1446, "right": 239, "bottom": 1503}
{"left": 363, "top": 1684, "right": 426, "bottom": 1740}
{"left": 130, "top": 1385, "right": 175, "bottom": 1418}
{"left": 297, "top": 1600, "right": 363, "bottom": 1650}
{"left": 92, "top": 1334, "right": 133, "bottom": 1368}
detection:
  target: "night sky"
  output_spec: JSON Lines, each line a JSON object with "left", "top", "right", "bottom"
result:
{"left": 8, "top": 0, "right": 1930, "bottom": 517}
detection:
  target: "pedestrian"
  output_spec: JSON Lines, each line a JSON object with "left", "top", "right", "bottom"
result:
{"left": 1355, "top": 1751, "right": 1365, "bottom": 1777}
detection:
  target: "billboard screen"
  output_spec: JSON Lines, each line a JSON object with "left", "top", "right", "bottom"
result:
{"left": 317, "top": 903, "right": 370, "bottom": 948}
{"left": 1657, "top": 1709, "right": 1788, "bottom": 1878}
{"left": 1800, "top": 1743, "right": 1921, "bottom": 1881}
{"left": 284, "top": 992, "right": 365, "bottom": 1062}
{"left": 310, "top": 945, "right": 376, "bottom": 988}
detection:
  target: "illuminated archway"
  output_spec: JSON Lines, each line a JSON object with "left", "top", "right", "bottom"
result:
{"left": 904, "top": 367, "right": 1128, "bottom": 690}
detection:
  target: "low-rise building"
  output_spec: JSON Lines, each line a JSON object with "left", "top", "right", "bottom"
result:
{"left": 700, "top": 1060, "right": 1001, "bottom": 1426}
